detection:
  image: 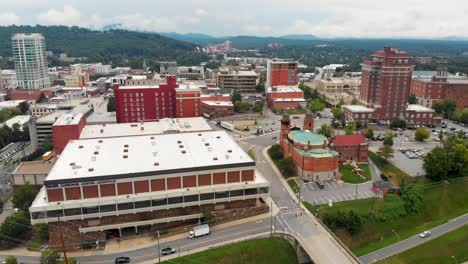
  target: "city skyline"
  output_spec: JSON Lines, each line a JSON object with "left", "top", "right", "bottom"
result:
{"left": 0, "top": 0, "right": 467, "bottom": 39}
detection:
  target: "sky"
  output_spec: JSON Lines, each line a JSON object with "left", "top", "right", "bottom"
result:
{"left": 0, "top": 0, "right": 467, "bottom": 38}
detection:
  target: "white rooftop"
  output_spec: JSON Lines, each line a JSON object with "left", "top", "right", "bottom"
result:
{"left": 202, "top": 101, "right": 234, "bottom": 106}
{"left": 0, "top": 100, "right": 26, "bottom": 109}
{"left": 45, "top": 131, "right": 253, "bottom": 183}
{"left": 343, "top": 105, "right": 375, "bottom": 113}
{"left": 272, "top": 98, "right": 306, "bottom": 102}
{"left": 267, "top": 86, "right": 302, "bottom": 93}
{"left": 53, "top": 113, "right": 84, "bottom": 126}
{"left": 406, "top": 104, "right": 435, "bottom": 112}
{"left": 80, "top": 117, "right": 212, "bottom": 139}
{"left": 218, "top": 71, "right": 257, "bottom": 76}
{"left": 86, "top": 112, "right": 117, "bottom": 124}
{"left": 3, "top": 115, "right": 30, "bottom": 128}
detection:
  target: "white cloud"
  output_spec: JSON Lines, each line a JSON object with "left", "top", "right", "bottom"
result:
{"left": 116, "top": 14, "right": 178, "bottom": 32}
{"left": 37, "top": 5, "right": 81, "bottom": 26}
{"left": 194, "top": 8, "right": 208, "bottom": 17}
{"left": 0, "top": 12, "right": 19, "bottom": 25}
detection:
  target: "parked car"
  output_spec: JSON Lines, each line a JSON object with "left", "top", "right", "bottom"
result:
{"left": 115, "top": 257, "right": 131, "bottom": 264}
{"left": 316, "top": 181, "right": 325, "bottom": 189}
{"left": 419, "top": 231, "right": 431, "bottom": 238}
{"left": 161, "top": 247, "right": 176, "bottom": 255}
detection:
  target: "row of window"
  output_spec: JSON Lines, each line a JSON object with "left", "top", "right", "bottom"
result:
{"left": 31, "top": 187, "right": 268, "bottom": 220}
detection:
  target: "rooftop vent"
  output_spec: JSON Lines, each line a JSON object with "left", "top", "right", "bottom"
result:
{"left": 179, "top": 145, "right": 183, "bottom": 148}
{"left": 150, "top": 136, "right": 155, "bottom": 139}
{"left": 79, "top": 145, "right": 83, "bottom": 149}
{"left": 198, "top": 133, "right": 202, "bottom": 136}
{"left": 154, "top": 162, "right": 159, "bottom": 166}
{"left": 124, "top": 144, "right": 129, "bottom": 148}
{"left": 123, "top": 149, "right": 128, "bottom": 153}
{"left": 94, "top": 151, "right": 99, "bottom": 155}
{"left": 130, "top": 124, "right": 137, "bottom": 127}
{"left": 100, "top": 129, "right": 104, "bottom": 133}
{"left": 69, "top": 162, "right": 75, "bottom": 166}
{"left": 213, "top": 157, "right": 218, "bottom": 160}
{"left": 88, "top": 168, "right": 94, "bottom": 172}
{"left": 216, "top": 136, "right": 221, "bottom": 139}
{"left": 123, "top": 155, "right": 128, "bottom": 159}
{"left": 227, "top": 149, "right": 232, "bottom": 153}
{"left": 177, "top": 140, "right": 182, "bottom": 144}
{"left": 181, "top": 150, "right": 186, "bottom": 154}
{"left": 98, "top": 140, "right": 103, "bottom": 143}
{"left": 205, "top": 143, "right": 210, "bottom": 146}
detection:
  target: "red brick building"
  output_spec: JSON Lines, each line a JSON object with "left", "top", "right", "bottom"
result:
{"left": 330, "top": 134, "right": 368, "bottom": 163}
{"left": 280, "top": 114, "right": 339, "bottom": 182}
{"left": 405, "top": 104, "right": 441, "bottom": 126}
{"left": 266, "top": 59, "right": 298, "bottom": 88}
{"left": 411, "top": 72, "right": 468, "bottom": 111}
{"left": 201, "top": 101, "right": 234, "bottom": 118}
{"left": 266, "top": 86, "right": 305, "bottom": 110}
{"left": 360, "top": 47, "right": 413, "bottom": 122}
{"left": 52, "top": 113, "right": 86, "bottom": 154}
{"left": 7, "top": 89, "right": 53, "bottom": 102}
{"left": 113, "top": 76, "right": 201, "bottom": 123}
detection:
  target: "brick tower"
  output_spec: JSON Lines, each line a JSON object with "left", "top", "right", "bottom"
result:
{"left": 280, "top": 114, "right": 291, "bottom": 154}
{"left": 303, "top": 112, "right": 314, "bottom": 131}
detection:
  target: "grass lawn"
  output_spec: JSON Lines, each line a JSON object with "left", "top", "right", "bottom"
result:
{"left": 303, "top": 180, "right": 468, "bottom": 256}
{"left": 161, "top": 238, "right": 298, "bottom": 264}
{"left": 368, "top": 151, "right": 412, "bottom": 186}
{"left": 339, "top": 163, "right": 371, "bottom": 184}
{"left": 287, "top": 179, "right": 300, "bottom": 193}
{"left": 247, "top": 147, "right": 256, "bottom": 160}
{"left": 377, "top": 225, "right": 468, "bottom": 264}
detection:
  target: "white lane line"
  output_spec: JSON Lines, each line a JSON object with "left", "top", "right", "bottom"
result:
{"left": 346, "top": 193, "right": 354, "bottom": 199}
{"left": 307, "top": 183, "right": 315, "bottom": 191}
{"left": 305, "top": 183, "right": 314, "bottom": 192}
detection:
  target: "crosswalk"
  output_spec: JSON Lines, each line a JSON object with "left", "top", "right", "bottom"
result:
{"left": 306, "top": 191, "right": 376, "bottom": 205}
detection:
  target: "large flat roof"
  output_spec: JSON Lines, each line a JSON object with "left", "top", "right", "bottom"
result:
{"left": 12, "top": 161, "right": 55, "bottom": 175}
{"left": 202, "top": 101, "right": 233, "bottom": 106}
{"left": 3, "top": 115, "right": 31, "bottom": 128}
{"left": 343, "top": 105, "right": 375, "bottom": 113}
{"left": 267, "top": 86, "right": 302, "bottom": 93}
{"left": 80, "top": 117, "right": 212, "bottom": 139}
{"left": 406, "top": 104, "right": 435, "bottom": 112}
{"left": 53, "top": 113, "right": 84, "bottom": 126}
{"left": 45, "top": 131, "right": 254, "bottom": 184}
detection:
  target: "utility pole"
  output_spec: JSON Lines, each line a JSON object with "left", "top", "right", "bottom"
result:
{"left": 355, "top": 184, "right": 358, "bottom": 200}
{"left": 157, "top": 230, "right": 161, "bottom": 263}
{"left": 57, "top": 216, "right": 68, "bottom": 264}
{"left": 270, "top": 200, "right": 273, "bottom": 237}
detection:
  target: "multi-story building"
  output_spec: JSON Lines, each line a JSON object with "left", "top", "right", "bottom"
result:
{"left": 280, "top": 114, "right": 339, "bottom": 182}
{"left": 201, "top": 101, "right": 234, "bottom": 118}
{"left": 114, "top": 76, "right": 201, "bottom": 123}
{"left": 217, "top": 70, "right": 257, "bottom": 94}
{"left": 405, "top": 104, "right": 441, "bottom": 126}
{"left": 29, "top": 130, "right": 269, "bottom": 247}
{"left": 342, "top": 105, "right": 375, "bottom": 124}
{"left": 177, "top": 66, "right": 205, "bottom": 80}
{"left": 316, "top": 77, "right": 361, "bottom": 93}
{"left": 330, "top": 134, "right": 368, "bottom": 163}
{"left": 52, "top": 113, "right": 86, "bottom": 154}
{"left": 0, "top": 70, "right": 17, "bottom": 89}
{"left": 266, "top": 59, "right": 298, "bottom": 89}
{"left": 64, "top": 71, "right": 90, "bottom": 87}
{"left": 12, "top": 33, "right": 50, "bottom": 89}
{"left": 266, "top": 86, "right": 305, "bottom": 110}
{"left": 159, "top": 61, "right": 177, "bottom": 76}
{"left": 359, "top": 47, "right": 413, "bottom": 122}
{"left": 411, "top": 67, "right": 468, "bottom": 110}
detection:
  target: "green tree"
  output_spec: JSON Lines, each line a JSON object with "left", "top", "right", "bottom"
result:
{"left": 433, "top": 99, "right": 457, "bottom": 118}
{"left": 377, "top": 144, "right": 394, "bottom": 161}
{"left": 231, "top": 93, "right": 242, "bottom": 103}
{"left": 0, "top": 212, "right": 30, "bottom": 247}
{"left": 268, "top": 144, "right": 284, "bottom": 160}
{"left": 252, "top": 101, "right": 264, "bottom": 112}
{"left": 317, "top": 123, "right": 334, "bottom": 138}
{"left": 408, "top": 93, "right": 418, "bottom": 104}
{"left": 278, "top": 157, "right": 296, "bottom": 176}
{"left": 234, "top": 101, "right": 250, "bottom": 112}
{"left": 344, "top": 122, "right": 356, "bottom": 135}
{"left": 107, "top": 96, "right": 115, "bottom": 112}
{"left": 18, "top": 101, "right": 29, "bottom": 114}
{"left": 415, "top": 128, "right": 430, "bottom": 141}
{"left": 66, "top": 258, "right": 79, "bottom": 264}
{"left": 32, "top": 224, "right": 49, "bottom": 242}
{"left": 4, "top": 256, "right": 17, "bottom": 264}
{"left": 364, "top": 126, "right": 374, "bottom": 139}
{"left": 351, "top": 98, "right": 359, "bottom": 105}
{"left": 12, "top": 183, "right": 38, "bottom": 213}
{"left": 40, "top": 249, "right": 61, "bottom": 264}
{"left": 400, "top": 183, "right": 425, "bottom": 214}
{"left": 390, "top": 119, "right": 407, "bottom": 129}
{"left": 338, "top": 98, "right": 345, "bottom": 107}
{"left": 309, "top": 99, "right": 325, "bottom": 114}
{"left": 36, "top": 92, "right": 47, "bottom": 103}
{"left": 423, "top": 146, "right": 451, "bottom": 181}
{"left": 383, "top": 133, "right": 395, "bottom": 146}
{"left": 377, "top": 194, "right": 407, "bottom": 222}
{"left": 344, "top": 210, "right": 363, "bottom": 234}
{"left": 331, "top": 107, "right": 344, "bottom": 121}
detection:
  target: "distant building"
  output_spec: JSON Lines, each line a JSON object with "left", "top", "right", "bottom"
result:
{"left": 177, "top": 66, "right": 205, "bottom": 80}
{"left": 266, "top": 86, "right": 306, "bottom": 110}
{"left": 159, "top": 61, "right": 177, "bottom": 76}
{"left": 217, "top": 70, "right": 257, "bottom": 94}
{"left": 0, "top": 100, "right": 26, "bottom": 110}
{"left": 201, "top": 101, "right": 234, "bottom": 118}
{"left": 12, "top": 33, "right": 50, "bottom": 89}
{"left": 316, "top": 77, "right": 361, "bottom": 93}
{"left": 0, "top": 70, "right": 17, "bottom": 89}
{"left": 64, "top": 71, "right": 90, "bottom": 87}
{"left": 174, "top": 84, "right": 201, "bottom": 118}
{"left": 7, "top": 89, "right": 53, "bottom": 103}
{"left": 322, "top": 64, "right": 347, "bottom": 80}
{"left": 405, "top": 104, "right": 441, "bottom": 126}
{"left": 2, "top": 115, "right": 31, "bottom": 130}
{"left": 266, "top": 59, "right": 298, "bottom": 89}
{"left": 330, "top": 134, "right": 368, "bottom": 163}
{"left": 342, "top": 105, "right": 375, "bottom": 124}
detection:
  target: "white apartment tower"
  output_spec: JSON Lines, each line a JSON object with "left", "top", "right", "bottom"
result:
{"left": 12, "top": 33, "right": 50, "bottom": 89}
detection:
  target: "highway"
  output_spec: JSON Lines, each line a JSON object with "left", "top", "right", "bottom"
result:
{"left": 360, "top": 213, "right": 468, "bottom": 263}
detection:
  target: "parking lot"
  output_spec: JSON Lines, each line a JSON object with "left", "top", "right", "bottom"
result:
{"left": 0, "top": 141, "right": 28, "bottom": 163}
{"left": 295, "top": 178, "right": 376, "bottom": 206}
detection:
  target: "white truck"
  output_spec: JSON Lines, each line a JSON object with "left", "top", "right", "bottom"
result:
{"left": 220, "top": 121, "right": 234, "bottom": 131}
{"left": 188, "top": 224, "right": 210, "bottom": 239}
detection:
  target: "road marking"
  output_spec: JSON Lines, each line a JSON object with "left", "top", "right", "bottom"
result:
{"left": 330, "top": 182, "right": 338, "bottom": 188}
{"left": 324, "top": 182, "right": 331, "bottom": 188}
{"left": 346, "top": 193, "right": 354, "bottom": 199}
{"left": 305, "top": 183, "right": 314, "bottom": 192}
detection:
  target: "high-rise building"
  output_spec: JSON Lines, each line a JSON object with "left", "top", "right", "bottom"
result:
{"left": 265, "top": 59, "right": 298, "bottom": 89}
{"left": 12, "top": 33, "right": 50, "bottom": 89}
{"left": 359, "top": 47, "right": 412, "bottom": 121}
{"left": 217, "top": 70, "right": 257, "bottom": 94}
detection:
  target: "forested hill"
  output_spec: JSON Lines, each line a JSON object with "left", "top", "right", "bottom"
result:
{"left": 0, "top": 25, "right": 208, "bottom": 66}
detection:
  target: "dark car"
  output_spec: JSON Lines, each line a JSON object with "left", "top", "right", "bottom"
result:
{"left": 115, "top": 257, "right": 131, "bottom": 264}
{"left": 380, "top": 174, "right": 389, "bottom": 181}
{"left": 316, "top": 181, "right": 325, "bottom": 189}
{"left": 161, "top": 247, "right": 176, "bottom": 255}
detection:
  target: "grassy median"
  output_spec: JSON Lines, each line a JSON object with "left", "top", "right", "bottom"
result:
{"left": 377, "top": 225, "right": 468, "bottom": 264}
{"left": 287, "top": 179, "right": 300, "bottom": 193}
{"left": 303, "top": 180, "right": 468, "bottom": 256}
{"left": 339, "top": 163, "right": 371, "bottom": 184}
{"left": 161, "top": 238, "right": 298, "bottom": 264}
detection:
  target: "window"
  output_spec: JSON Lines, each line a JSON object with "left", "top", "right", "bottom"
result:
{"left": 200, "top": 193, "right": 214, "bottom": 201}
{"left": 47, "top": 210, "right": 64, "bottom": 217}
{"left": 99, "top": 204, "right": 116, "bottom": 213}
{"left": 64, "top": 208, "right": 82, "bottom": 216}
{"left": 135, "top": 200, "right": 151, "bottom": 209}
{"left": 31, "top": 211, "right": 46, "bottom": 219}
{"left": 259, "top": 187, "right": 269, "bottom": 194}
{"left": 152, "top": 198, "right": 167, "bottom": 207}
{"left": 229, "top": 190, "right": 244, "bottom": 197}
{"left": 82, "top": 206, "right": 99, "bottom": 214}
{"left": 168, "top": 196, "right": 183, "bottom": 205}
{"left": 117, "top": 202, "right": 134, "bottom": 211}
{"left": 215, "top": 191, "right": 229, "bottom": 199}
{"left": 245, "top": 188, "right": 258, "bottom": 196}
{"left": 184, "top": 195, "right": 199, "bottom": 203}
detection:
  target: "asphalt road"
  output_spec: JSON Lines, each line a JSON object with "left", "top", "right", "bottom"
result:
{"left": 359, "top": 213, "right": 468, "bottom": 264}
{"left": 0, "top": 217, "right": 271, "bottom": 264}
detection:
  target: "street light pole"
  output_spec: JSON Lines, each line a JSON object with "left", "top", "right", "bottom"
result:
{"left": 157, "top": 230, "right": 160, "bottom": 263}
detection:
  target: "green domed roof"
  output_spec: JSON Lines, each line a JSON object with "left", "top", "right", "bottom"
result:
{"left": 288, "top": 130, "right": 325, "bottom": 146}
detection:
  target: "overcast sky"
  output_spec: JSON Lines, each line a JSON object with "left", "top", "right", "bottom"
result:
{"left": 0, "top": 0, "right": 467, "bottom": 38}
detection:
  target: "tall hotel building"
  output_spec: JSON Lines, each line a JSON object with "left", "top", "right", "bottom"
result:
{"left": 266, "top": 59, "right": 298, "bottom": 89}
{"left": 359, "top": 47, "right": 413, "bottom": 121}
{"left": 12, "top": 33, "right": 50, "bottom": 89}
